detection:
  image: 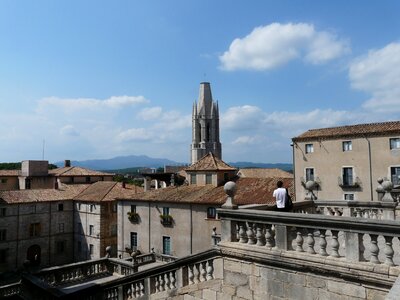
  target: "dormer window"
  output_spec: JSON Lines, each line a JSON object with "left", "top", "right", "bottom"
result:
{"left": 206, "top": 174, "right": 212, "bottom": 184}
{"left": 190, "top": 174, "right": 197, "bottom": 184}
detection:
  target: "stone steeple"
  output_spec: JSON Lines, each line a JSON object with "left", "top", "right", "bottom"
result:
{"left": 191, "top": 82, "right": 222, "bottom": 164}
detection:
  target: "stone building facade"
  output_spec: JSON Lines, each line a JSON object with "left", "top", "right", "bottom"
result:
{"left": 292, "top": 121, "right": 400, "bottom": 201}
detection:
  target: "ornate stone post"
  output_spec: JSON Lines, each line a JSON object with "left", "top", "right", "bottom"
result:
{"left": 221, "top": 181, "right": 238, "bottom": 243}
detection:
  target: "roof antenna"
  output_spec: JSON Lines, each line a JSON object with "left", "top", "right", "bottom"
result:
{"left": 42, "top": 139, "right": 45, "bottom": 160}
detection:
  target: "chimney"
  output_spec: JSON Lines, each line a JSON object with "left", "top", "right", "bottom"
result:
{"left": 54, "top": 180, "right": 59, "bottom": 190}
{"left": 122, "top": 181, "right": 126, "bottom": 189}
{"left": 64, "top": 160, "right": 71, "bottom": 167}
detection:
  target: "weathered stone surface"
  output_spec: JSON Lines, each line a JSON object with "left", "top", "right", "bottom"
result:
{"left": 241, "top": 262, "right": 252, "bottom": 275}
{"left": 202, "top": 288, "right": 217, "bottom": 300}
{"left": 236, "top": 286, "right": 253, "bottom": 300}
{"left": 221, "top": 284, "right": 236, "bottom": 296}
{"left": 216, "top": 292, "right": 233, "bottom": 300}
{"left": 267, "top": 280, "right": 284, "bottom": 298}
{"left": 224, "top": 259, "right": 241, "bottom": 273}
{"left": 327, "top": 280, "right": 366, "bottom": 298}
{"left": 306, "top": 274, "right": 326, "bottom": 288}
{"left": 285, "top": 283, "right": 318, "bottom": 300}
{"left": 366, "top": 288, "right": 387, "bottom": 300}
{"left": 223, "top": 271, "right": 248, "bottom": 286}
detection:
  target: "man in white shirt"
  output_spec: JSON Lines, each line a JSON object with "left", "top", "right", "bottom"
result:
{"left": 273, "top": 180, "right": 288, "bottom": 212}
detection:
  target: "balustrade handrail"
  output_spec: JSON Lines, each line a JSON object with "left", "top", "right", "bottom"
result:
{"left": 314, "top": 200, "right": 398, "bottom": 208}
{"left": 217, "top": 208, "right": 400, "bottom": 236}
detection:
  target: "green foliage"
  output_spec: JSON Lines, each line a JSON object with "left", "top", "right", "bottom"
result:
{"left": 0, "top": 162, "right": 59, "bottom": 170}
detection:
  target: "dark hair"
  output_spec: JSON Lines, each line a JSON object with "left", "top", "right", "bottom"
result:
{"left": 277, "top": 180, "right": 283, "bottom": 188}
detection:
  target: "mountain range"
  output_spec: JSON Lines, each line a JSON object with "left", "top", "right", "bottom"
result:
{"left": 55, "top": 155, "right": 292, "bottom": 171}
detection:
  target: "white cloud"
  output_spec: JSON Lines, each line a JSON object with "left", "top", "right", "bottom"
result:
{"left": 349, "top": 42, "right": 400, "bottom": 112}
{"left": 219, "top": 22, "right": 350, "bottom": 71}
{"left": 232, "top": 136, "right": 258, "bottom": 145}
{"left": 221, "top": 105, "right": 265, "bottom": 130}
{"left": 60, "top": 125, "right": 79, "bottom": 137}
{"left": 117, "top": 128, "right": 153, "bottom": 142}
{"left": 37, "top": 95, "right": 149, "bottom": 113}
{"left": 138, "top": 107, "right": 163, "bottom": 120}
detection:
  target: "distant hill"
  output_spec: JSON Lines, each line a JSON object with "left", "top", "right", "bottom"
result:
{"left": 54, "top": 155, "right": 184, "bottom": 170}
{"left": 229, "top": 162, "right": 293, "bottom": 172}
{"left": 54, "top": 155, "right": 292, "bottom": 172}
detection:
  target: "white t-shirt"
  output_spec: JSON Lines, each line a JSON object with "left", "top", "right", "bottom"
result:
{"left": 273, "top": 187, "right": 287, "bottom": 208}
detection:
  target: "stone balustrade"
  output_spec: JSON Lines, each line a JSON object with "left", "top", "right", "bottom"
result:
{"left": 0, "top": 282, "right": 21, "bottom": 298}
{"left": 218, "top": 208, "right": 400, "bottom": 266}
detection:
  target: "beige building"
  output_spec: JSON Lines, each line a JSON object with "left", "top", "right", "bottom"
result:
{"left": 117, "top": 153, "right": 294, "bottom": 258}
{"left": 292, "top": 121, "right": 400, "bottom": 201}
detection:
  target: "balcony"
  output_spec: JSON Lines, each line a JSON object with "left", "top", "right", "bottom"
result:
{"left": 160, "top": 214, "right": 173, "bottom": 226}
{"left": 338, "top": 176, "right": 361, "bottom": 188}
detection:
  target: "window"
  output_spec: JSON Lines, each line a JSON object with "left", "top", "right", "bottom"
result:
{"left": 162, "top": 207, "right": 170, "bottom": 216}
{"left": 390, "top": 138, "right": 400, "bottom": 150}
{"left": 224, "top": 173, "right": 229, "bottom": 182}
{"left": 29, "top": 223, "right": 41, "bottom": 237}
{"left": 56, "top": 241, "right": 66, "bottom": 254}
{"left": 112, "top": 203, "right": 117, "bottom": 212}
{"left": 30, "top": 205, "right": 36, "bottom": 214}
{"left": 391, "top": 167, "right": 400, "bottom": 186}
{"left": 206, "top": 174, "right": 212, "bottom": 185}
{"left": 163, "top": 236, "right": 171, "bottom": 255}
{"left": 305, "top": 144, "right": 314, "bottom": 153}
{"left": 0, "top": 249, "right": 7, "bottom": 263}
{"left": 25, "top": 178, "right": 31, "bottom": 189}
{"left": 90, "top": 205, "right": 95, "bottom": 212}
{"left": 130, "top": 232, "right": 138, "bottom": 249}
{"left": 344, "top": 194, "right": 354, "bottom": 200}
{"left": 343, "top": 141, "right": 352, "bottom": 151}
{"left": 207, "top": 207, "right": 217, "bottom": 219}
{"left": 190, "top": 174, "right": 196, "bottom": 184}
{"left": 110, "top": 224, "right": 117, "bottom": 236}
{"left": 305, "top": 168, "right": 314, "bottom": 182}
{"left": 58, "top": 223, "right": 64, "bottom": 233}
{"left": 130, "top": 205, "right": 136, "bottom": 213}
{"left": 78, "top": 203, "right": 81, "bottom": 210}
{"left": 342, "top": 167, "right": 353, "bottom": 186}
{"left": 58, "top": 203, "right": 64, "bottom": 211}
{"left": 0, "top": 179, "right": 7, "bottom": 184}
{"left": 0, "top": 208, "right": 6, "bottom": 217}
{"left": 77, "top": 241, "right": 82, "bottom": 253}
{"left": 89, "top": 225, "right": 94, "bottom": 236}
{"left": 0, "top": 229, "right": 6, "bottom": 241}
{"left": 89, "top": 244, "right": 94, "bottom": 255}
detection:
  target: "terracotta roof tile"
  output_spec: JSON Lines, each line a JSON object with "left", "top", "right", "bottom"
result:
{"left": 74, "top": 181, "right": 143, "bottom": 202}
{"left": 0, "top": 170, "right": 19, "bottom": 176}
{"left": 293, "top": 121, "right": 400, "bottom": 142}
{"left": 118, "top": 177, "right": 294, "bottom": 205}
{"left": 238, "top": 168, "right": 293, "bottom": 179}
{"left": 49, "top": 166, "right": 114, "bottom": 177}
{"left": 0, "top": 184, "right": 89, "bottom": 204}
{"left": 185, "top": 153, "right": 236, "bottom": 171}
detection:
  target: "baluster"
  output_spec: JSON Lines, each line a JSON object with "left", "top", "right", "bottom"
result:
{"left": 371, "top": 210, "right": 378, "bottom": 219}
{"left": 160, "top": 274, "right": 166, "bottom": 291}
{"left": 170, "top": 272, "right": 176, "bottom": 289}
{"left": 140, "top": 280, "right": 145, "bottom": 296}
{"left": 330, "top": 230, "right": 340, "bottom": 258}
{"left": 369, "top": 234, "right": 380, "bottom": 264}
{"left": 236, "top": 223, "right": 240, "bottom": 241}
{"left": 355, "top": 209, "right": 362, "bottom": 218}
{"left": 265, "top": 225, "right": 273, "bottom": 248}
{"left": 246, "top": 222, "right": 256, "bottom": 244}
{"left": 200, "top": 261, "right": 207, "bottom": 282}
{"left": 188, "top": 265, "right": 194, "bottom": 285}
{"left": 194, "top": 263, "right": 200, "bottom": 283}
{"left": 306, "top": 229, "right": 316, "bottom": 254}
{"left": 319, "top": 229, "right": 328, "bottom": 256}
{"left": 206, "top": 260, "right": 214, "bottom": 280}
{"left": 384, "top": 236, "right": 394, "bottom": 266}
{"left": 155, "top": 275, "right": 160, "bottom": 292}
{"left": 164, "top": 272, "right": 170, "bottom": 290}
{"left": 334, "top": 208, "right": 340, "bottom": 216}
{"left": 364, "top": 210, "right": 370, "bottom": 218}
{"left": 238, "top": 224, "right": 247, "bottom": 243}
{"left": 256, "top": 225, "right": 265, "bottom": 246}
{"left": 295, "top": 229, "right": 304, "bottom": 252}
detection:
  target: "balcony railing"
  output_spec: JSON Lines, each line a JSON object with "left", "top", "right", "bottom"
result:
{"left": 0, "top": 282, "right": 21, "bottom": 298}
{"left": 338, "top": 176, "right": 361, "bottom": 188}
{"left": 160, "top": 214, "right": 173, "bottom": 226}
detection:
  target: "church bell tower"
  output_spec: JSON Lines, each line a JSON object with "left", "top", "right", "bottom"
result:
{"left": 191, "top": 82, "right": 222, "bottom": 164}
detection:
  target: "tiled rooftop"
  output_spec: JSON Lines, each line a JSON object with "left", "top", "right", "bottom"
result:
{"left": 293, "top": 120, "right": 400, "bottom": 142}
{"left": 73, "top": 181, "right": 143, "bottom": 202}
{"left": 185, "top": 153, "right": 236, "bottom": 171}
{"left": 0, "top": 170, "right": 19, "bottom": 176}
{"left": 49, "top": 166, "right": 114, "bottom": 177}
{"left": 0, "top": 184, "right": 90, "bottom": 204}
{"left": 237, "top": 168, "right": 293, "bottom": 179}
{"left": 117, "top": 177, "right": 294, "bottom": 205}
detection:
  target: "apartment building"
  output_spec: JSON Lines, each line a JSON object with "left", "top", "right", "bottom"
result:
{"left": 292, "top": 121, "right": 400, "bottom": 201}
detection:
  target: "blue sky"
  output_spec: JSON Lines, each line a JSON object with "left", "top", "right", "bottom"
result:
{"left": 1, "top": 1, "right": 400, "bottom": 164}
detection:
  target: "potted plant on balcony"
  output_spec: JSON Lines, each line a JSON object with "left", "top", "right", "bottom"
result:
{"left": 127, "top": 211, "right": 140, "bottom": 223}
{"left": 159, "top": 214, "right": 173, "bottom": 225}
